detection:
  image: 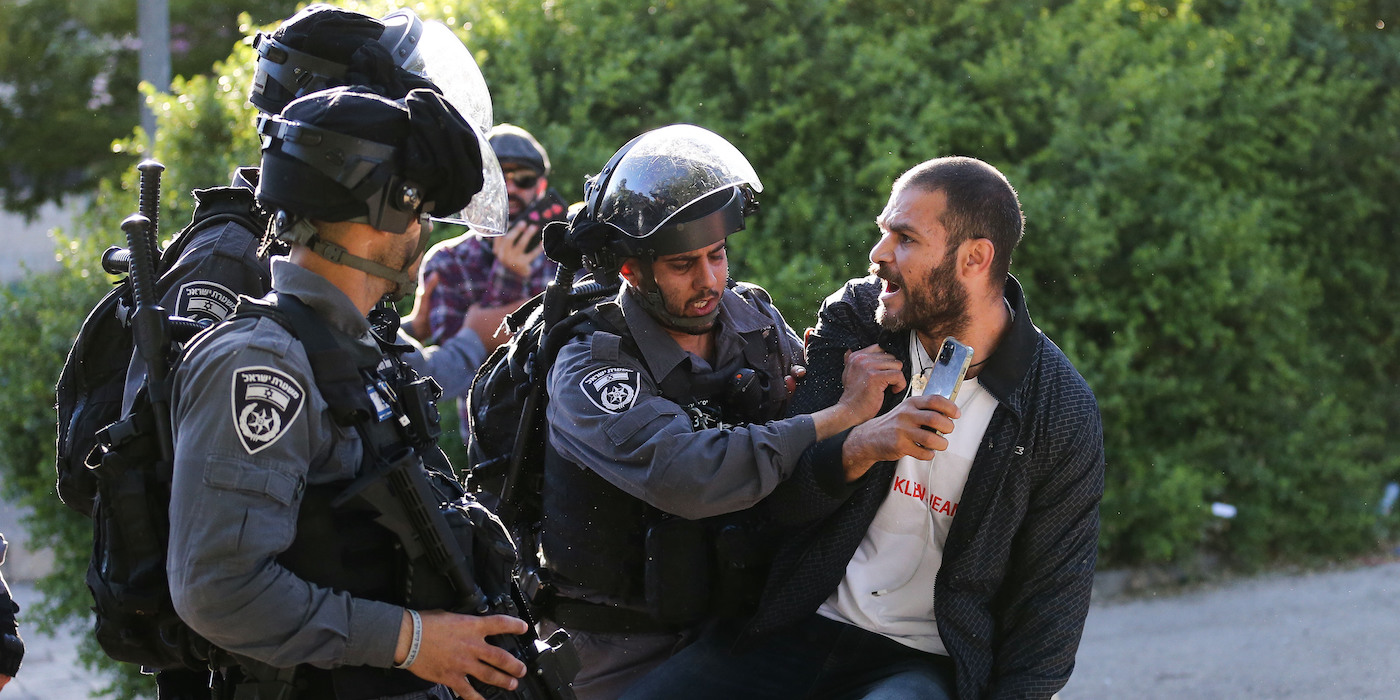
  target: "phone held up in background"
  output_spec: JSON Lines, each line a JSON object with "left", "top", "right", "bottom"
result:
{"left": 520, "top": 196, "right": 554, "bottom": 254}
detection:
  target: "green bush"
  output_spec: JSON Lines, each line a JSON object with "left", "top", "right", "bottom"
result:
{"left": 472, "top": 0, "right": 1400, "bottom": 565}
{"left": 0, "top": 177, "right": 143, "bottom": 695}
{"left": 0, "top": 0, "right": 302, "bottom": 214}
{"left": 2, "top": 0, "right": 1397, "bottom": 695}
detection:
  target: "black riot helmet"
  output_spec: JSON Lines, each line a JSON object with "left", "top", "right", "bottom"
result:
{"left": 250, "top": 5, "right": 415, "bottom": 115}
{"left": 558, "top": 124, "right": 761, "bottom": 274}
{"left": 251, "top": 6, "right": 508, "bottom": 239}
{"left": 552, "top": 124, "right": 761, "bottom": 334}
{"left": 256, "top": 87, "right": 498, "bottom": 300}
{"left": 250, "top": 6, "right": 497, "bottom": 133}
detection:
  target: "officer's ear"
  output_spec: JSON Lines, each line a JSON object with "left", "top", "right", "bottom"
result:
{"left": 619, "top": 258, "right": 645, "bottom": 288}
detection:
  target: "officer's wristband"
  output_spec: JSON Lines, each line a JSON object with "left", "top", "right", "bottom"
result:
{"left": 394, "top": 609, "right": 422, "bottom": 670}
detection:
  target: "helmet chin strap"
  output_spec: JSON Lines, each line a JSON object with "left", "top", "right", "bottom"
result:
{"left": 279, "top": 215, "right": 429, "bottom": 303}
{"left": 627, "top": 261, "right": 719, "bottom": 335}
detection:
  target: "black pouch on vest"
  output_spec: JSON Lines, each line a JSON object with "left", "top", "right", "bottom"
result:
{"left": 643, "top": 516, "right": 710, "bottom": 625}
{"left": 710, "top": 522, "right": 767, "bottom": 617}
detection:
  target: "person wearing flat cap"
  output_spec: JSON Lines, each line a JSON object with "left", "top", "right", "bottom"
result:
{"left": 408, "top": 123, "right": 571, "bottom": 442}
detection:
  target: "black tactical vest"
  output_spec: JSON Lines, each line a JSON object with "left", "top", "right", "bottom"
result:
{"left": 229, "top": 294, "right": 458, "bottom": 700}
{"left": 540, "top": 290, "right": 794, "bottom": 631}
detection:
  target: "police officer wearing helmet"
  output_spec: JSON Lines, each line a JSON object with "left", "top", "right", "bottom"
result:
{"left": 254, "top": 3, "right": 512, "bottom": 393}
{"left": 121, "top": 4, "right": 504, "bottom": 416}
{"left": 166, "top": 87, "right": 528, "bottom": 700}
{"left": 98, "top": 9, "right": 509, "bottom": 700}
{"left": 537, "top": 124, "right": 903, "bottom": 699}
{"left": 122, "top": 4, "right": 442, "bottom": 411}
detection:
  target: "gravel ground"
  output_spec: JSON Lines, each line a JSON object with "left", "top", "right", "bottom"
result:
{"left": 1061, "top": 558, "right": 1400, "bottom": 700}
{"left": 7, "top": 560, "right": 1399, "bottom": 699}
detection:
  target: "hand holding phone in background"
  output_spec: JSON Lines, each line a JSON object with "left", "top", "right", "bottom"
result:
{"left": 491, "top": 218, "right": 546, "bottom": 277}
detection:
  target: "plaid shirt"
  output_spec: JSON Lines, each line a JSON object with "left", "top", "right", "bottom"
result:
{"left": 747, "top": 275, "right": 1105, "bottom": 700}
{"left": 420, "top": 188, "right": 567, "bottom": 342}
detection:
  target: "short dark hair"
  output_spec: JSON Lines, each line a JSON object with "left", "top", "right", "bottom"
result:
{"left": 893, "top": 156, "right": 1024, "bottom": 286}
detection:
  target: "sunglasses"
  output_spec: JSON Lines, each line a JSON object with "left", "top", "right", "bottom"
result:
{"left": 506, "top": 172, "right": 540, "bottom": 189}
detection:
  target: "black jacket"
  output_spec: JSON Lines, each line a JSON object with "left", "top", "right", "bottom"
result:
{"left": 746, "top": 275, "right": 1104, "bottom": 700}
{"left": 0, "top": 533, "right": 24, "bottom": 678}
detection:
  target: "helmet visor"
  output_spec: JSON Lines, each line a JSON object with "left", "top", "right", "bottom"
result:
{"left": 388, "top": 18, "right": 504, "bottom": 235}
{"left": 597, "top": 124, "right": 762, "bottom": 240}
{"left": 403, "top": 20, "right": 493, "bottom": 133}
{"left": 432, "top": 119, "right": 509, "bottom": 236}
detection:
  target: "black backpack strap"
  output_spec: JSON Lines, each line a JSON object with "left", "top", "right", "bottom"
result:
{"left": 577, "top": 300, "right": 632, "bottom": 357}
{"left": 272, "top": 294, "right": 378, "bottom": 427}
{"left": 231, "top": 294, "right": 377, "bottom": 426}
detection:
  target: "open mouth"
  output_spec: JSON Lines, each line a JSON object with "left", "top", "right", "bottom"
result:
{"left": 878, "top": 273, "right": 905, "bottom": 300}
{"left": 689, "top": 294, "right": 720, "bottom": 315}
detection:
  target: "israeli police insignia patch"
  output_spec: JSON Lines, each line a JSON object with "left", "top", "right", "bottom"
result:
{"left": 581, "top": 366, "right": 640, "bottom": 414}
{"left": 177, "top": 281, "right": 238, "bottom": 323}
{"left": 231, "top": 365, "right": 306, "bottom": 454}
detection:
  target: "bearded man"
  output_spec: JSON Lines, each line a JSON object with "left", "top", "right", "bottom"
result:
{"left": 625, "top": 156, "right": 1105, "bottom": 700}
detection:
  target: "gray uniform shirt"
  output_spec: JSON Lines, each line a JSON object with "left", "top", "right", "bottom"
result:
{"left": 545, "top": 286, "right": 815, "bottom": 521}
{"left": 167, "top": 258, "right": 401, "bottom": 670}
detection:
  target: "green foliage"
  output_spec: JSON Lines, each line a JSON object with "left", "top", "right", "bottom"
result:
{"left": 0, "top": 0, "right": 300, "bottom": 215}
{"left": 466, "top": 0, "right": 1400, "bottom": 566}
{"left": 132, "top": 36, "right": 266, "bottom": 228}
{"left": 0, "top": 173, "right": 151, "bottom": 695}
{"left": 1, "top": 0, "right": 1398, "bottom": 694}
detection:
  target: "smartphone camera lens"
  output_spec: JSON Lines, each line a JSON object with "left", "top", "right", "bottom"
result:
{"left": 938, "top": 342, "right": 954, "bottom": 364}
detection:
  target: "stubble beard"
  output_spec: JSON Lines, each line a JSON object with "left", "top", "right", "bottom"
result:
{"left": 508, "top": 190, "right": 538, "bottom": 219}
{"left": 628, "top": 274, "right": 722, "bottom": 335}
{"left": 371, "top": 227, "right": 424, "bottom": 299}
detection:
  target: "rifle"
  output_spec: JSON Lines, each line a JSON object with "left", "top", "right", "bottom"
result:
{"left": 367, "top": 303, "right": 458, "bottom": 479}
{"left": 338, "top": 450, "right": 580, "bottom": 700}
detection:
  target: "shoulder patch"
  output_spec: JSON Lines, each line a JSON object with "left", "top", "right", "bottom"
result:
{"left": 580, "top": 366, "right": 640, "bottom": 414}
{"left": 231, "top": 365, "right": 306, "bottom": 454}
{"left": 177, "top": 281, "right": 238, "bottom": 323}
